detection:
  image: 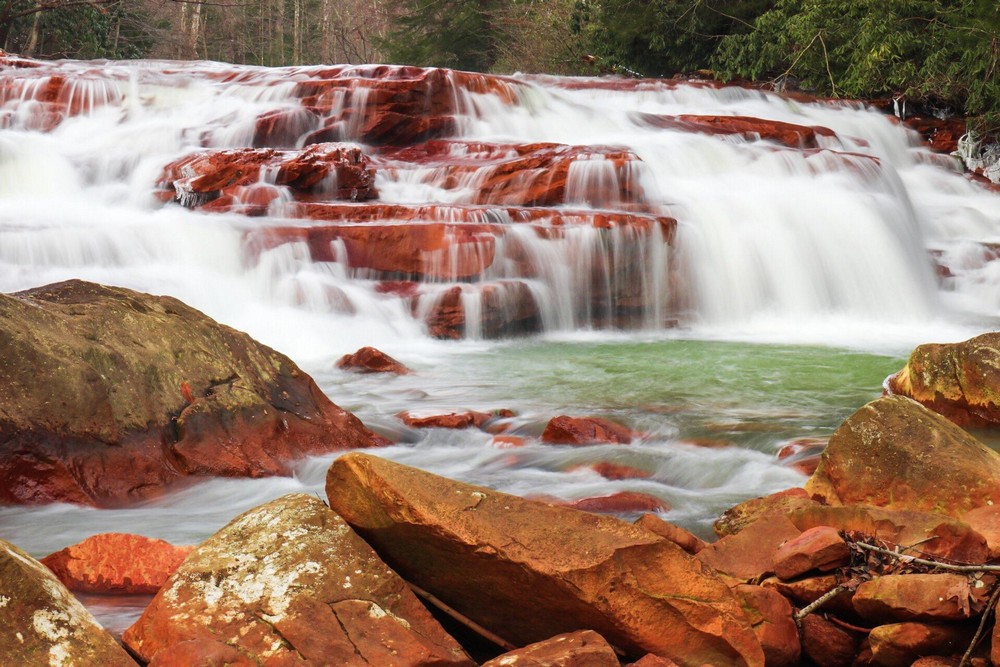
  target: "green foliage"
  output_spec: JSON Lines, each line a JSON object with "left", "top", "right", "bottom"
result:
{"left": 713, "top": 0, "right": 1000, "bottom": 131}
{"left": 382, "top": 0, "right": 505, "bottom": 72}
{"left": 3, "top": 2, "right": 153, "bottom": 60}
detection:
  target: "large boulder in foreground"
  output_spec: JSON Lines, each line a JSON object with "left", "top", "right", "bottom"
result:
{"left": 41, "top": 533, "right": 193, "bottom": 594}
{"left": 326, "top": 453, "right": 764, "bottom": 667}
{"left": 886, "top": 332, "right": 1000, "bottom": 428}
{"left": 123, "top": 493, "right": 472, "bottom": 666}
{"left": 0, "top": 538, "right": 137, "bottom": 666}
{"left": 805, "top": 395, "right": 1000, "bottom": 517}
{"left": 0, "top": 280, "right": 384, "bottom": 506}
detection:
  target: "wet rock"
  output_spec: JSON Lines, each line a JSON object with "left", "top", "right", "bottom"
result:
{"left": 735, "top": 584, "right": 800, "bottom": 667}
{"left": 696, "top": 515, "right": 801, "bottom": 582}
{"left": 326, "top": 452, "right": 765, "bottom": 666}
{"left": 799, "top": 613, "right": 860, "bottom": 667}
{"left": 160, "top": 143, "right": 377, "bottom": 212}
{"left": 805, "top": 395, "right": 1000, "bottom": 518}
{"left": 963, "top": 505, "right": 1000, "bottom": 559}
{"left": 776, "top": 437, "right": 827, "bottom": 475}
{"left": 761, "top": 574, "right": 857, "bottom": 619}
{"left": 480, "top": 630, "right": 620, "bottom": 667}
{"left": 627, "top": 656, "right": 680, "bottom": 667}
{"left": 399, "top": 409, "right": 513, "bottom": 430}
{"left": 853, "top": 574, "right": 973, "bottom": 623}
{"left": 146, "top": 638, "right": 255, "bottom": 667}
{"left": 634, "top": 113, "right": 836, "bottom": 149}
{"left": 867, "top": 622, "right": 973, "bottom": 667}
{"left": 491, "top": 435, "right": 527, "bottom": 448}
{"left": 634, "top": 514, "right": 706, "bottom": 555}
{"left": 772, "top": 526, "right": 850, "bottom": 580}
{"left": 0, "top": 280, "right": 384, "bottom": 506}
{"left": 41, "top": 533, "right": 193, "bottom": 594}
{"left": 569, "top": 491, "right": 671, "bottom": 514}
{"left": 587, "top": 462, "right": 653, "bottom": 481}
{"left": 0, "top": 538, "right": 137, "bottom": 666}
{"left": 336, "top": 346, "right": 411, "bottom": 374}
{"left": 123, "top": 493, "right": 472, "bottom": 666}
{"left": 788, "top": 505, "right": 989, "bottom": 563}
{"left": 887, "top": 332, "right": 1000, "bottom": 429}
{"left": 713, "top": 487, "right": 816, "bottom": 537}
{"left": 541, "top": 415, "right": 635, "bottom": 445}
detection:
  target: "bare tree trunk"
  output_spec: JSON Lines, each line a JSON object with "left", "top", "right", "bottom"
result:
{"left": 320, "top": 0, "right": 331, "bottom": 63}
{"left": 292, "top": 0, "right": 301, "bottom": 64}
{"left": 24, "top": 1, "right": 41, "bottom": 55}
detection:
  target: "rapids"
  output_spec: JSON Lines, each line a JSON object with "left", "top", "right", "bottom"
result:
{"left": 2, "top": 57, "right": 1000, "bottom": 629}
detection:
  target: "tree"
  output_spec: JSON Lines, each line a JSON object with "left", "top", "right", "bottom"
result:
{"left": 381, "top": 0, "right": 505, "bottom": 72}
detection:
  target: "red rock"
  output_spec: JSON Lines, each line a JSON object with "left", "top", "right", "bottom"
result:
{"left": 777, "top": 437, "right": 827, "bottom": 475}
{"left": 799, "top": 613, "right": 860, "bottom": 667}
{"left": 853, "top": 574, "right": 973, "bottom": 623}
{"left": 491, "top": 435, "right": 526, "bottom": 448}
{"left": 160, "top": 143, "right": 377, "bottom": 213}
{"left": 628, "top": 656, "right": 681, "bottom": 667}
{"left": 480, "top": 630, "right": 620, "bottom": 667}
{"left": 867, "top": 622, "right": 973, "bottom": 667}
{"left": 910, "top": 658, "right": 961, "bottom": 667}
{"left": 399, "top": 409, "right": 513, "bottom": 430}
{"left": 902, "top": 115, "right": 966, "bottom": 153}
{"left": 805, "top": 395, "right": 1000, "bottom": 518}
{"left": 123, "top": 494, "right": 472, "bottom": 666}
{"left": 696, "top": 515, "right": 801, "bottom": 582}
{"left": 634, "top": 113, "right": 836, "bottom": 148}
{"left": 41, "top": 533, "right": 193, "bottom": 595}
{"left": 634, "top": 513, "right": 707, "bottom": 554}
{"left": 772, "top": 526, "right": 850, "bottom": 580}
{"left": 0, "top": 538, "right": 138, "bottom": 666}
{"left": 147, "top": 639, "right": 255, "bottom": 667}
{"left": 788, "top": 505, "right": 989, "bottom": 564}
{"left": 336, "top": 346, "right": 410, "bottom": 374}
{"left": 714, "top": 487, "right": 816, "bottom": 537}
{"left": 735, "top": 584, "right": 800, "bottom": 667}
{"left": 964, "top": 505, "right": 1000, "bottom": 559}
{"left": 542, "top": 415, "right": 634, "bottom": 445}
{"left": 761, "top": 574, "right": 856, "bottom": 618}
{"left": 326, "top": 453, "right": 766, "bottom": 666}
{"left": 582, "top": 462, "right": 653, "bottom": 480}
{"left": 887, "top": 333, "right": 1000, "bottom": 429}
{"left": 570, "top": 491, "right": 671, "bottom": 514}
{"left": 0, "top": 280, "right": 385, "bottom": 507}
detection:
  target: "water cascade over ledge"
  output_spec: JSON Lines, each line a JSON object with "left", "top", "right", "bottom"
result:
{"left": 3, "top": 55, "right": 1000, "bottom": 630}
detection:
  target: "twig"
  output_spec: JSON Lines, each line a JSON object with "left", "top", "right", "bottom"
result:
{"left": 855, "top": 543, "right": 1000, "bottom": 572}
{"left": 794, "top": 583, "right": 851, "bottom": 626}
{"left": 407, "top": 582, "right": 517, "bottom": 651}
{"left": 817, "top": 32, "right": 838, "bottom": 96}
{"left": 959, "top": 584, "right": 1000, "bottom": 667}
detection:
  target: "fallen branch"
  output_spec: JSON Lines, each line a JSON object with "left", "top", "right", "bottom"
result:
{"left": 854, "top": 542, "right": 1000, "bottom": 573}
{"left": 960, "top": 584, "right": 1000, "bottom": 667}
{"left": 407, "top": 581, "right": 517, "bottom": 652}
{"left": 794, "top": 582, "right": 854, "bottom": 626}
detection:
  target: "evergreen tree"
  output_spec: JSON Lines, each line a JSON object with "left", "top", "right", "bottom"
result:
{"left": 382, "top": 0, "right": 505, "bottom": 71}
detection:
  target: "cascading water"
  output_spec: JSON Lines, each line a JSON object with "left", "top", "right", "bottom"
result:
{"left": 2, "top": 55, "right": 1000, "bottom": 631}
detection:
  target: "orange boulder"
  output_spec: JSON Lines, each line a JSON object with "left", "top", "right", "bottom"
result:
{"left": 771, "top": 526, "right": 850, "bottom": 580}
{"left": 480, "top": 630, "right": 620, "bottom": 667}
{"left": 336, "top": 346, "right": 410, "bottom": 374}
{"left": 542, "top": 415, "right": 635, "bottom": 445}
{"left": 853, "top": 574, "right": 973, "bottom": 623}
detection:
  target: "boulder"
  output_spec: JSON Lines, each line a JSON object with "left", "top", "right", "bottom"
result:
{"left": 568, "top": 491, "right": 671, "bottom": 514}
{"left": 587, "top": 462, "right": 653, "bottom": 481}
{"left": 628, "top": 657, "right": 680, "bottom": 667}
{"left": 867, "top": 622, "right": 973, "bottom": 667}
{"left": 805, "top": 395, "right": 1000, "bottom": 518}
{"left": 541, "top": 415, "right": 635, "bottom": 445}
{"left": 634, "top": 113, "right": 836, "bottom": 149}
{"left": 771, "top": 526, "right": 850, "bottom": 580}
{"left": 41, "top": 533, "right": 193, "bottom": 594}
{"left": 787, "top": 505, "right": 989, "bottom": 563}
{"left": 399, "top": 409, "right": 513, "bottom": 430}
{"left": 713, "top": 487, "right": 816, "bottom": 537}
{"left": 0, "top": 280, "right": 384, "bottom": 506}
{"left": 123, "top": 493, "right": 472, "bottom": 666}
{"left": 326, "top": 453, "right": 765, "bottom": 667}
{"left": 696, "top": 515, "right": 801, "bottom": 582}
{"left": 963, "top": 505, "right": 1000, "bottom": 559}
{"left": 735, "top": 584, "right": 800, "bottom": 667}
{"left": 480, "top": 630, "right": 620, "bottom": 667}
{"left": 761, "top": 574, "right": 857, "bottom": 618}
{"left": 799, "top": 613, "right": 860, "bottom": 667}
{"left": 146, "top": 639, "right": 255, "bottom": 667}
{"left": 634, "top": 514, "right": 706, "bottom": 554}
{"left": 336, "top": 346, "right": 410, "bottom": 374}
{"left": 886, "top": 332, "right": 1000, "bottom": 428}
{"left": 0, "top": 538, "right": 137, "bottom": 666}
{"left": 853, "top": 574, "right": 973, "bottom": 623}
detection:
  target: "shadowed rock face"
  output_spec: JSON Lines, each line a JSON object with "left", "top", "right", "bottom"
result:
{"left": 0, "top": 279, "right": 384, "bottom": 506}
{"left": 805, "top": 395, "right": 1000, "bottom": 518}
{"left": 0, "top": 538, "right": 138, "bottom": 666}
{"left": 325, "top": 452, "right": 765, "bottom": 667}
{"left": 123, "top": 493, "right": 473, "bottom": 667}
{"left": 887, "top": 332, "right": 1000, "bottom": 428}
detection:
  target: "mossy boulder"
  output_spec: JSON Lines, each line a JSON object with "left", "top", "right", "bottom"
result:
{"left": 0, "top": 280, "right": 383, "bottom": 506}
{"left": 805, "top": 395, "right": 1000, "bottom": 518}
{"left": 887, "top": 332, "right": 1000, "bottom": 428}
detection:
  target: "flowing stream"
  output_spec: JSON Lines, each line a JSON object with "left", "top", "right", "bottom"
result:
{"left": 1, "top": 57, "right": 1000, "bottom": 631}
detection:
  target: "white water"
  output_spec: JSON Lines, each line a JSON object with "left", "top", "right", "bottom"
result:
{"left": 2, "top": 59, "right": 1000, "bottom": 611}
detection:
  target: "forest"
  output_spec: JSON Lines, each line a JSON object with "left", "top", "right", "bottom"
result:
{"left": 2, "top": 0, "right": 998, "bottom": 132}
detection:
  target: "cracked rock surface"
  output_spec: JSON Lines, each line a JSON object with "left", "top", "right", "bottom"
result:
{"left": 123, "top": 493, "right": 472, "bottom": 666}
{"left": 326, "top": 452, "right": 765, "bottom": 667}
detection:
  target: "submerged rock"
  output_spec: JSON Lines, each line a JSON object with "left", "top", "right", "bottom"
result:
{"left": 541, "top": 415, "right": 635, "bottom": 445}
{"left": 325, "top": 452, "right": 764, "bottom": 667}
{"left": 887, "top": 332, "right": 1000, "bottom": 428}
{"left": 0, "top": 280, "right": 384, "bottom": 506}
{"left": 41, "top": 533, "right": 193, "bottom": 594}
{"left": 123, "top": 493, "right": 472, "bottom": 666}
{"left": 0, "top": 538, "right": 137, "bottom": 666}
{"left": 805, "top": 395, "right": 1000, "bottom": 517}
{"left": 336, "top": 346, "right": 411, "bottom": 374}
